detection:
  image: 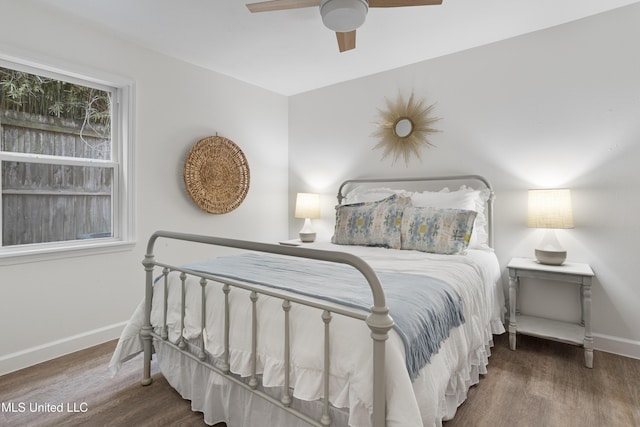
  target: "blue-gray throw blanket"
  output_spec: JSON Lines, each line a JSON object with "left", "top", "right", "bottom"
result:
{"left": 182, "top": 253, "right": 465, "bottom": 381}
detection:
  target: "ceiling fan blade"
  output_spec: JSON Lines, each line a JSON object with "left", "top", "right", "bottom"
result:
{"left": 369, "top": 0, "right": 442, "bottom": 7}
{"left": 336, "top": 31, "right": 356, "bottom": 52}
{"left": 246, "top": 0, "right": 320, "bottom": 13}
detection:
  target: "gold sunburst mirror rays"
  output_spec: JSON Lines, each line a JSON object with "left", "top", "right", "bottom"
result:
{"left": 372, "top": 91, "right": 441, "bottom": 166}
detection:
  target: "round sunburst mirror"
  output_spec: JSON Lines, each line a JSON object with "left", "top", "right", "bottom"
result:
{"left": 372, "top": 91, "right": 441, "bottom": 166}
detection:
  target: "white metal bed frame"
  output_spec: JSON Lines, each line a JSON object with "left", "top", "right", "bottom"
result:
{"left": 140, "top": 175, "right": 494, "bottom": 427}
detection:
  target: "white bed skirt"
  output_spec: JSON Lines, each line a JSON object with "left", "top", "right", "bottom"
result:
{"left": 155, "top": 339, "right": 350, "bottom": 426}
{"left": 153, "top": 322, "right": 498, "bottom": 427}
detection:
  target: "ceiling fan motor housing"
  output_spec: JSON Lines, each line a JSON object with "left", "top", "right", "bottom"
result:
{"left": 320, "top": 0, "right": 369, "bottom": 32}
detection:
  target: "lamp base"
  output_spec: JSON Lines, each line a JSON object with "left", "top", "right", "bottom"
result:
{"left": 535, "top": 249, "right": 567, "bottom": 265}
{"left": 299, "top": 232, "right": 316, "bottom": 243}
{"left": 299, "top": 218, "right": 316, "bottom": 243}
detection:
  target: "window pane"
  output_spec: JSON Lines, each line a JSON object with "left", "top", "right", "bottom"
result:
{"left": 2, "top": 161, "right": 112, "bottom": 246}
{"left": 0, "top": 66, "right": 111, "bottom": 160}
{"left": 0, "top": 60, "right": 130, "bottom": 257}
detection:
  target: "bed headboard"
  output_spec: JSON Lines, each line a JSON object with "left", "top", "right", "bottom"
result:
{"left": 336, "top": 175, "right": 495, "bottom": 248}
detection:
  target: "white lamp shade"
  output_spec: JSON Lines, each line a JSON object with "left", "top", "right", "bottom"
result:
{"left": 295, "top": 193, "right": 320, "bottom": 219}
{"left": 527, "top": 189, "right": 574, "bottom": 229}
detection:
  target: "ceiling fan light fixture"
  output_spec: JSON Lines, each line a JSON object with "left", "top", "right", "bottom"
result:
{"left": 320, "top": 0, "right": 368, "bottom": 32}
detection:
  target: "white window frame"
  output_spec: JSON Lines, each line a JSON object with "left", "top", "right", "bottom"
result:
{"left": 0, "top": 53, "right": 135, "bottom": 265}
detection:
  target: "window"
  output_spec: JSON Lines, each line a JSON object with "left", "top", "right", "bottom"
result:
{"left": 0, "top": 56, "right": 134, "bottom": 262}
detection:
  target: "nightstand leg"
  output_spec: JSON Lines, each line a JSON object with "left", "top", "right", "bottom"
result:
{"left": 509, "top": 330, "right": 517, "bottom": 351}
{"left": 580, "top": 284, "right": 585, "bottom": 327}
{"left": 508, "top": 274, "right": 518, "bottom": 350}
{"left": 584, "top": 348, "right": 593, "bottom": 368}
{"left": 583, "top": 277, "right": 593, "bottom": 368}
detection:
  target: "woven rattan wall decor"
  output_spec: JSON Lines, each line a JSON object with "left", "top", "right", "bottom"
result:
{"left": 183, "top": 135, "right": 250, "bottom": 214}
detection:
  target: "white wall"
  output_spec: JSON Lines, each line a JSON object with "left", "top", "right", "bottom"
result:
{"left": 0, "top": 1, "right": 289, "bottom": 374}
{"left": 288, "top": 4, "right": 640, "bottom": 358}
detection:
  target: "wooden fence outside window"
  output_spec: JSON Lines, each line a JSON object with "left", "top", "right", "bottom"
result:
{"left": 1, "top": 110, "right": 112, "bottom": 246}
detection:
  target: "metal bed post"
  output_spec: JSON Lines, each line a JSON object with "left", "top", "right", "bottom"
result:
{"left": 162, "top": 268, "right": 169, "bottom": 341}
{"left": 222, "top": 283, "right": 231, "bottom": 373}
{"left": 141, "top": 253, "right": 155, "bottom": 386}
{"left": 249, "top": 291, "right": 259, "bottom": 389}
{"left": 199, "top": 277, "right": 207, "bottom": 360}
{"left": 282, "top": 299, "right": 292, "bottom": 407}
{"left": 321, "top": 310, "right": 332, "bottom": 426}
{"left": 368, "top": 305, "right": 394, "bottom": 427}
{"left": 178, "top": 272, "right": 187, "bottom": 350}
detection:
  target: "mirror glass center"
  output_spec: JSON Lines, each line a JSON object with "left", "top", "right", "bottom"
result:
{"left": 394, "top": 118, "right": 413, "bottom": 138}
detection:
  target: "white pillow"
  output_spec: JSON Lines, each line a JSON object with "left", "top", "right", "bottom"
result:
{"left": 343, "top": 186, "right": 411, "bottom": 204}
{"left": 411, "top": 185, "right": 490, "bottom": 249}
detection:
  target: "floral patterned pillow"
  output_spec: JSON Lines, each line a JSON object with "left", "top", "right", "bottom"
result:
{"left": 401, "top": 206, "right": 477, "bottom": 254}
{"left": 331, "top": 195, "right": 410, "bottom": 249}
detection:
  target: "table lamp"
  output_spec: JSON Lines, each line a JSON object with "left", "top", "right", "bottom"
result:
{"left": 294, "top": 193, "right": 320, "bottom": 242}
{"left": 527, "top": 188, "right": 574, "bottom": 265}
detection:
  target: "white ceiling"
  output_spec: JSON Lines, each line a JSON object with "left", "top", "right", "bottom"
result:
{"left": 38, "top": 0, "right": 640, "bottom": 96}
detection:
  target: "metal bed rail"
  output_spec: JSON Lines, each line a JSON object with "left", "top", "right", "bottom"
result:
{"left": 141, "top": 230, "right": 394, "bottom": 427}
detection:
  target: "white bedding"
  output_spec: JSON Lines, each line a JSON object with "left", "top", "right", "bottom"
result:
{"left": 110, "top": 242, "right": 505, "bottom": 427}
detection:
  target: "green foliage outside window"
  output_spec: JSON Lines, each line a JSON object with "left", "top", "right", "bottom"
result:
{"left": 0, "top": 66, "right": 111, "bottom": 137}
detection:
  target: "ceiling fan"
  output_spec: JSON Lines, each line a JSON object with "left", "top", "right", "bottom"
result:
{"left": 246, "top": 0, "right": 443, "bottom": 52}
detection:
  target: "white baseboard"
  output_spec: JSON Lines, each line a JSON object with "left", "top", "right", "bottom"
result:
{"left": 0, "top": 322, "right": 126, "bottom": 376}
{"left": 593, "top": 332, "right": 640, "bottom": 360}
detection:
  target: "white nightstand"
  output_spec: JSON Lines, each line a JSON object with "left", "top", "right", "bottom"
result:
{"left": 278, "top": 239, "right": 303, "bottom": 246}
{"left": 507, "top": 257, "right": 595, "bottom": 368}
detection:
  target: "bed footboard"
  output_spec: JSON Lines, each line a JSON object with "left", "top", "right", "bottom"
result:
{"left": 140, "top": 230, "right": 394, "bottom": 427}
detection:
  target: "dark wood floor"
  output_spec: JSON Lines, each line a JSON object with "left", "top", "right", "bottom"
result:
{"left": 1, "top": 333, "right": 638, "bottom": 426}
{"left": 443, "top": 334, "right": 640, "bottom": 427}
{"left": 0, "top": 341, "right": 210, "bottom": 427}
